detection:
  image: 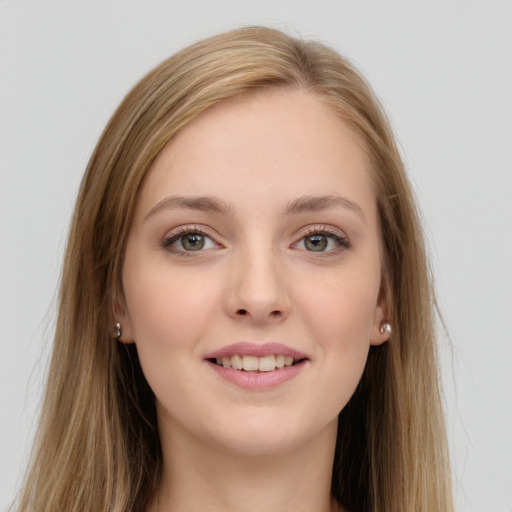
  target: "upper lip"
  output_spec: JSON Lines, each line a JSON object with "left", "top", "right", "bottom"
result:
{"left": 204, "top": 342, "right": 309, "bottom": 360}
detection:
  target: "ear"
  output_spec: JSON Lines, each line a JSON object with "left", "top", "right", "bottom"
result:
{"left": 113, "top": 292, "right": 135, "bottom": 344}
{"left": 370, "top": 287, "right": 392, "bottom": 346}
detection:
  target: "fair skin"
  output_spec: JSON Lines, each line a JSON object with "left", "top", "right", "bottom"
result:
{"left": 118, "top": 88, "right": 390, "bottom": 512}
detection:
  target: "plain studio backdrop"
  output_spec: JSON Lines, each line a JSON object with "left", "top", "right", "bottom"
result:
{"left": 1, "top": 2, "right": 510, "bottom": 511}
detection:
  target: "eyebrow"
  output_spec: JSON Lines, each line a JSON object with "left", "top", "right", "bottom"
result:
{"left": 145, "top": 195, "right": 234, "bottom": 220}
{"left": 144, "top": 193, "right": 365, "bottom": 222}
{"left": 284, "top": 195, "right": 366, "bottom": 222}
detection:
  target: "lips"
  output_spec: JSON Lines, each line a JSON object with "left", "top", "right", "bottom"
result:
{"left": 204, "top": 342, "right": 309, "bottom": 390}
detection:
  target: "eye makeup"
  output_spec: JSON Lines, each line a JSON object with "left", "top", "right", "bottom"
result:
{"left": 295, "top": 225, "right": 351, "bottom": 252}
{"left": 162, "top": 226, "right": 221, "bottom": 256}
{"left": 160, "top": 222, "right": 351, "bottom": 259}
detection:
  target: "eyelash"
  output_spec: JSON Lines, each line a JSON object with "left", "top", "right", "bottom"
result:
{"left": 162, "top": 226, "right": 218, "bottom": 256}
{"left": 161, "top": 225, "right": 350, "bottom": 256}
{"left": 295, "top": 225, "right": 351, "bottom": 253}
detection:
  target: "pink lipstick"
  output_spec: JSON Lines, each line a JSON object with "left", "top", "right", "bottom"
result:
{"left": 204, "top": 342, "right": 309, "bottom": 390}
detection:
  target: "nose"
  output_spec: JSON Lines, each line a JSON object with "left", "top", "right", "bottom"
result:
{"left": 224, "top": 246, "right": 291, "bottom": 326}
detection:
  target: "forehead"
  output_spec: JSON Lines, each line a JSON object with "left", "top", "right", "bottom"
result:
{"left": 136, "top": 88, "right": 376, "bottom": 221}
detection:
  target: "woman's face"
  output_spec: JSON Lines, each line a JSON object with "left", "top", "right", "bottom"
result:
{"left": 119, "top": 89, "right": 389, "bottom": 455}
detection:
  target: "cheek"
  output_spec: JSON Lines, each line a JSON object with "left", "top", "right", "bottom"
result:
{"left": 294, "top": 267, "right": 380, "bottom": 403}
{"left": 123, "top": 260, "right": 222, "bottom": 350}
{"left": 123, "top": 264, "right": 224, "bottom": 403}
{"left": 298, "top": 266, "right": 380, "bottom": 345}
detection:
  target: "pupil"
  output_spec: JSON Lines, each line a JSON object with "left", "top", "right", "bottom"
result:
{"left": 306, "top": 235, "right": 327, "bottom": 251}
{"left": 182, "top": 234, "right": 204, "bottom": 251}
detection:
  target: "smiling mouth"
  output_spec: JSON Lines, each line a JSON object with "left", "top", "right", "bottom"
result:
{"left": 208, "top": 355, "right": 307, "bottom": 372}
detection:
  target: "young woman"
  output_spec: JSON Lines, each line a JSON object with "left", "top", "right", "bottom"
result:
{"left": 15, "top": 26, "right": 452, "bottom": 512}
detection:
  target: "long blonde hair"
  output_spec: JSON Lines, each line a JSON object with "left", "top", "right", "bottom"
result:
{"left": 16, "top": 26, "right": 452, "bottom": 512}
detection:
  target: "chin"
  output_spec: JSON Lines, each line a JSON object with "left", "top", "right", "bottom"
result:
{"left": 203, "top": 410, "right": 337, "bottom": 458}
{"left": 213, "top": 431, "right": 303, "bottom": 457}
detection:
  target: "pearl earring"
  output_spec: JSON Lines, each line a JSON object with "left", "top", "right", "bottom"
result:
{"left": 379, "top": 322, "right": 392, "bottom": 335}
{"left": 114, "top": 322, "right": 122, "bottom": 340}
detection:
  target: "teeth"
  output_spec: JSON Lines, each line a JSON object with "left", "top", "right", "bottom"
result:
{"left": 215, "top": 354, "right": 299, "bottom": 371}
{"left": 258, "top": 355, "right": 275, "bottom": 372}
{"left": 242, "top": 355, "right": 259, "bottom": 371}
{"left": 231, "top": 354, "right": 243, "bottom": 370}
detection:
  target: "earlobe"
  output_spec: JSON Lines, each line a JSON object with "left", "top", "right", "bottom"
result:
{"left": 370, "top": 290, "right": 392, "bottom": 346}
{"left": 113, "top": 321, "right": 133, "bottom": 344}
{"left": 370, "top": 319, "right": 392, "bottom": 346}
{"left": 113, "top": 295, "right": 135, "bottom": 344}
{"left": 379, "top": 322, "right": 392, "bottom": 336}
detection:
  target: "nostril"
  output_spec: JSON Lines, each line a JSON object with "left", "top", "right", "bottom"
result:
{"left": 236, "top": 309, "right": 248, "bottom": 316}
{"left": 270, "top": 310, "right": 282, "bottom": 317}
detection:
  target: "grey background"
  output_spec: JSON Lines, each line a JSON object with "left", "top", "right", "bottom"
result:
{"left": 1, "top": 2, "right": 511, "bottom": 510}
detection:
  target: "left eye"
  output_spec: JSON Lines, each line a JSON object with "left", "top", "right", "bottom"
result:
{"left": 296, "top": 233, "right": 349, "bottom": 252}
{"left": 164, "top": 232, "right": 218, "bottom": 252}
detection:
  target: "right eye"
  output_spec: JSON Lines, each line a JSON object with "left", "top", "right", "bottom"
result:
{"left": 163, "top": 229, "right": 219, "bottom": 254}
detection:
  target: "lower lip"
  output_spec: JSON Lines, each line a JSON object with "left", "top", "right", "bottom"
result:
{"left": 206, "top": 360, "right": 307, "bottom": 390}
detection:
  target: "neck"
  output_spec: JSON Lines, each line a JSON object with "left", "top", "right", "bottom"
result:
{"left": 152, "top": 417, "right": 344, "bottom": 512}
